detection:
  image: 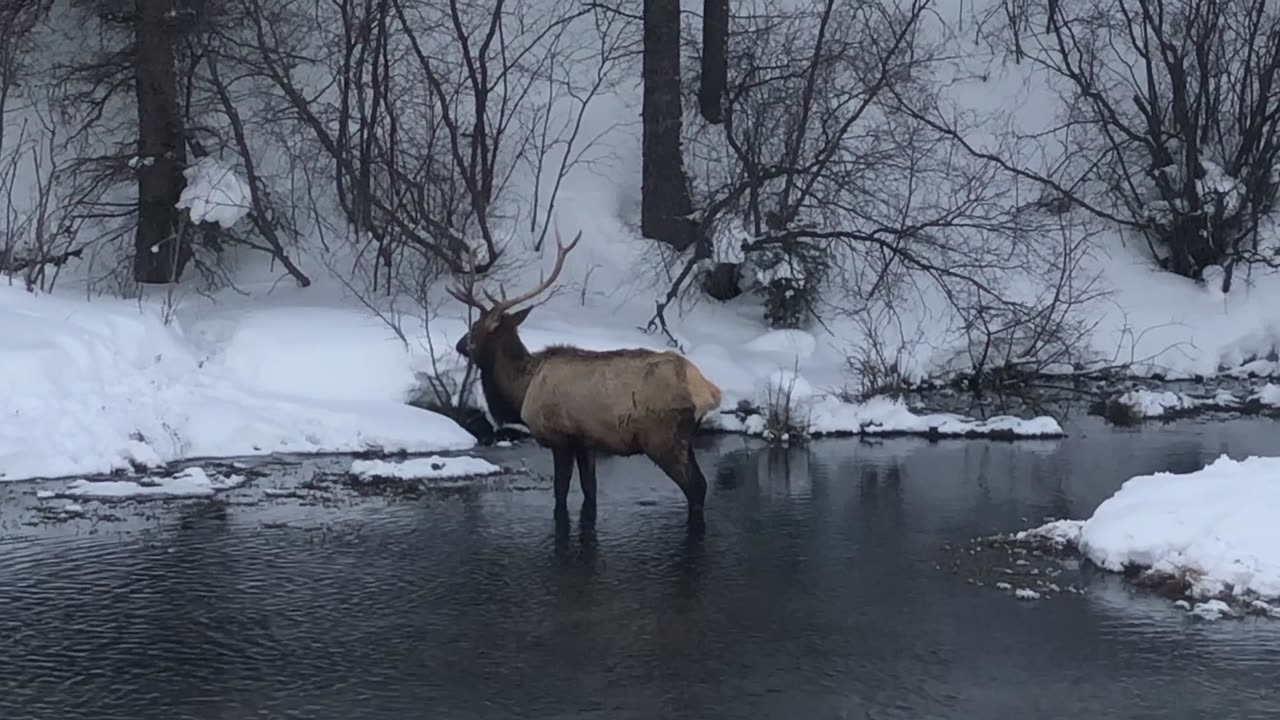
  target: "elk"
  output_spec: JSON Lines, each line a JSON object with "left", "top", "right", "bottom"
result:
{"left": 448, "top": 229, "right": 722, "bottom": 522}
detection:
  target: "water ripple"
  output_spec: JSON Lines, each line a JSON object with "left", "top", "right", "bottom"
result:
{"left": 3, "top": 419, "right": 1280, "bottom": 719}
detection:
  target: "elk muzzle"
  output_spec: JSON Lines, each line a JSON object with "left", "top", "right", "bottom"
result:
{"left": 455, "top": 333, "right": 471, "bottom": 358}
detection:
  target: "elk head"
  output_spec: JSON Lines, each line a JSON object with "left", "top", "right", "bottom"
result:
{"left": 448, "top": 228, "right": 582, "bottom": 364}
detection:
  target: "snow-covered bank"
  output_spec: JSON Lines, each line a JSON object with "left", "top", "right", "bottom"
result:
{"left": 1109, "top": 389, "right": 1240, "bottom": 419}
{"left": 1099, "top": 385, "right": 1280, "bottom": 423}
{"left": 0, "top": 284, "right": 476, "bottom": 482}
{"left": 1, "top": 272, "right": 1068, "bottom": 482}
{"left": 710, "top": 394, "right": 1064, "bottom": 439}
{"left": 1016, "top": 455, "right": 1280, "bottom": 618}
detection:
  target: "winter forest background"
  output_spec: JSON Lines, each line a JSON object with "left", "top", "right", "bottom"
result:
{"left": 4, "top": 0, "right": 1280, "bottom": 478}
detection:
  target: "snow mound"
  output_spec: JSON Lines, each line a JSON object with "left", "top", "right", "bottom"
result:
{"left": 349, "top": 455, "right": 502, "bottom": 480}
{"left": 1189, "top": 599, "right": 1233, "bottom": 621}
{"left": 177, "top": 156, "right": 251, "bottom": 228}
{"left": 0, "top": 286, "right": 476, "bottom": 482}
{"left": 1018, "top": 454, "right": 1280, "bottom": 616}
{"left": 218, "top": 307, "right": 418, "bottom": 404}
{"left": 1253, "top": 384, "right": 1280, "bottom": 406}
{"left": 1080, "top": 455, "right": 1280, "bottom": 599}
{"left": 61, "top": 467, "right": 247, "bottom": 501}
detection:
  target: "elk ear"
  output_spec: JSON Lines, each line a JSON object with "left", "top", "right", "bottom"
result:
{"left": 507, "top": 306, "right": 533, "bottom": 327}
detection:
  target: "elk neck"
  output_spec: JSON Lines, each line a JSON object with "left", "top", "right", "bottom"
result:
{"left": 476, "top": 328, "right": 537, "bottom": 426}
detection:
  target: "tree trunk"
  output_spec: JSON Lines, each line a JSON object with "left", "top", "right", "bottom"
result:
{"left": 133, "top": 0, "right": 191, "bottom": 283}
{"left": 642, "top": 0, "right": 698, "bottom": 251}
{"left": 699, "top": 0, "right": 727, "bottom": 124}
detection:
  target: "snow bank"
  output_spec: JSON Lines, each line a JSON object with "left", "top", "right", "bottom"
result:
{"left": 709, "top": 368, "right": 1063, "bottom": 439}
{"left": 0, "top": 285, "right": 475, "bottom": 482}
{"left": 1103, "top": 385, "right": 1280, "bottom": 422}
{"left": 349, "top": 455, "right": 502, "bottom": 480}
{"left": 1110, "top": 388, "right": 1240, "bottom": 418}
{"left": 711, "top": 394, "right": 1062, "bottom": 438}
{"left": 1018, "top": 455, "right": 1280, "bottom": 615}
{"left": 57, "top": 467, "right": 247, "bottom": 500}
{"left": 177, "top": 156, "right": 251, "bottom": 228}
{"left": 808, "top": 396, "right": 1063, "bottom": 438}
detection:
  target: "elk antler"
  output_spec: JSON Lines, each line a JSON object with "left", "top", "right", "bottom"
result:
{"left": 446, "top": 246, "right": 490, "bottom": 312}
{"left": 486, "top": 226, "right": 582, "bottom": 314}
{"left": 446, "top": 227, "right": 582, "bottom": 314}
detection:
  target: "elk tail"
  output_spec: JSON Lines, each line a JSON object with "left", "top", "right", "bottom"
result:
{"left": 685, "top": 362, "right": 723, "bottom": 420}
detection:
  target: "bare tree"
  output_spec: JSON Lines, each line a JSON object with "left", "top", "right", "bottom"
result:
{"left": 0, "top": 0, "right": 56, "bottom": 284}
{"left": 699, "top": 0, "right": 729, "bottom": 124}
{"left": 230, "top": 0, "right": 621, "bottom": 288}
{"left": 658, "top": 0, "right": 943, "bottom": 333}
{"left": 642, "top": 0, "right": 699, "bottom": 251}
{"left": 643, "top": 0, "right": 1106, "bottom": 392}
{"left": 982, "top": 0, "right": 1280, "bottom": 290}
{"left": 132, "top": 0, "right": 194, "bottom": 283}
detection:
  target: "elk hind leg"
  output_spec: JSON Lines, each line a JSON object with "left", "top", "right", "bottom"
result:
{"left": 551, "top": 445, "right": 575, "bottom": 516}
{"left": 644, "top": 411, "right": 707, "bottom": 518}
{"left": 576, "top": 446, "right": 597, "bottom": 511}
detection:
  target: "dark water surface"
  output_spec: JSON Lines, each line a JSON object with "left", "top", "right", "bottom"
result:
{"left": 3, "top": 416, "right": 1280, "bottom": 720}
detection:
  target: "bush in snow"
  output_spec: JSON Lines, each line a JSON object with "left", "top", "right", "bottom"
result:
{"left": 751, "top": 238, "right": 827, "bottom": 329}
{"left": 759, "top": 367, "right": 813, "bottom": 443}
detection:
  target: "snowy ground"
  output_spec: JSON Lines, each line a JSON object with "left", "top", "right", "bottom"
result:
{"left": 1016, "top": 455, "right": 1280, "bottom": 620}
{"left": 5, "top": 0, "right": 1280, "bottom": 483}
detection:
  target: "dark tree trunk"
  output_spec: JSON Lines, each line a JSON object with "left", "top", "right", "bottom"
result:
{"left": 133, "top": 0, "right": 191, "bottom": 283}
{"left": 699, "top": 0, "right": 727, "bottom": 124}
{"left": 642, "top": 0, "right": 698, "bottom": 251}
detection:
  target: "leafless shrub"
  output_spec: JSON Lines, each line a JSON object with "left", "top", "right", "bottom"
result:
{"left": 2, "top": 93, "right": 86, "bottom": 291}
{"left": 760, "top": 361, "right": 812, "bottom": 443}
{"left": 949, "top": 218, "right": 1109, "bottom": 385}
{"left": 980, "top": 0, "right": 1280, "bottom": 290}
{"left": 842, "top": 302, "right": 923, "bottom": 401}
{"left": 231, "top": 0, "right": 626, "bottom": 293}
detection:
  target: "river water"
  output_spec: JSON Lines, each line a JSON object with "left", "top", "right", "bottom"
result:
{"left": 2, "top": 416, "right": 1280, "bottom": 719}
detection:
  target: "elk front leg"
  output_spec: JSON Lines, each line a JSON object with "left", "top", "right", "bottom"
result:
{"left": 552, "top": 445, "right": 575, "bottom": 516}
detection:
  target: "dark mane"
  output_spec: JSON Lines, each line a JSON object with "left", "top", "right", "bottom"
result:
{"left": 536, "top": 344, "right": 664, "bottom": 360}
{"left": 479, "top": 366, "right": 525, "bottom": 425}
